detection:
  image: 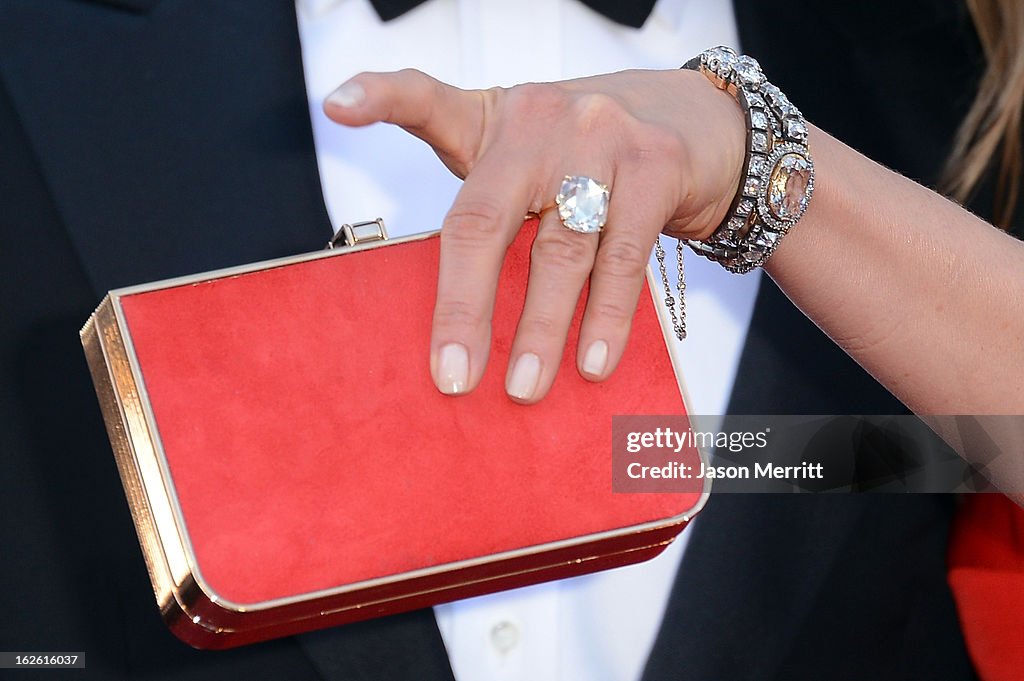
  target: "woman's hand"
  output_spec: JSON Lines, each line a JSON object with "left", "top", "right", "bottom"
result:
{"left": 324, "top": 68, "right": 744, "bottom": 403}
{"left": 323, "top": 67, "right": 1024, "bottom": 499}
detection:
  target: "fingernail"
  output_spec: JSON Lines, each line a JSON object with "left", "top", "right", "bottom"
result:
{"left": 507, "top": 353, "right": 542, "bottom": 401}
{"left": 436, "top": 343, "right": 469, "bottom": 395}
{"left": 581, "top": 340, "right": 609, "bottom": 377}
{"left": 326, "top": 80, "right": 365, "bottom": 108}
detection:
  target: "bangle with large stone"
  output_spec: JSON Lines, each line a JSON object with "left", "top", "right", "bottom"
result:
{"left": 681, "top": 46, "right": 814, "bottom": 274}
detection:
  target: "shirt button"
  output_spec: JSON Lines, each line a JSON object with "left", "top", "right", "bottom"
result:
{"left": 490, "top": 619, "right": 520, "bottom": 654}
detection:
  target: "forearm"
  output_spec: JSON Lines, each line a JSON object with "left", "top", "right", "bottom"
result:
{"left": 766, "top": 126, "right": 1024, "bottom": 416}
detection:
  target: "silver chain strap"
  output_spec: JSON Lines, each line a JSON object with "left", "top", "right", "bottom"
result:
{"left": 654, "top": 237, "right": 686, "bottom": 341}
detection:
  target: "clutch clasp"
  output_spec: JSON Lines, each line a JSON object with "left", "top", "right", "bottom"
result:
{"left": 326, "top": 218, "right": 389, "bottom": 249}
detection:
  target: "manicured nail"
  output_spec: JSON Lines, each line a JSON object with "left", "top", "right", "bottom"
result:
{"left": 436, "top": 343, "right": 469, "bottom": 395}
{"left": 581, "top": 340, "right": 609, "bottom": 377}
{"left": 507, "top": 353, "right": 542, "bottom": 401}
{"left": 326, "top": 80, "right": 365, "bottom": 108}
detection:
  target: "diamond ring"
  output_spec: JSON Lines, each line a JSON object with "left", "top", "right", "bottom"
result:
{"left": 554, "top": 175, "right": 610, "bottom": 234}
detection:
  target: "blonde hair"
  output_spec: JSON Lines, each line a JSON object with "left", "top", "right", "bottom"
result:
{"left": 941, "top": 0, "right": 1024, "bottom": 228}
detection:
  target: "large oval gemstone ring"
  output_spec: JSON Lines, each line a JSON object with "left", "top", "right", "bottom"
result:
{"left": 555, "top": 175, "right": 610, "bottom": 234}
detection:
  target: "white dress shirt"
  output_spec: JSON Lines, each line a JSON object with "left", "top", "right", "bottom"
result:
{"left": 295, "top": 1, "right": 758, "bottom": 679}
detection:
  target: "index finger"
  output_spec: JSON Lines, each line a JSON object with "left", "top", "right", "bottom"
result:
{"left": 323, "top": 70, "right": 537, "bottom": 396}
{"left": 431, "top": 150, "right": 537, "bottom": 394}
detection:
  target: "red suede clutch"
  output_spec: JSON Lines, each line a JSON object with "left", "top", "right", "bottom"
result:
{"left": 80, "top": 219, "right": 706, "bottom": 649}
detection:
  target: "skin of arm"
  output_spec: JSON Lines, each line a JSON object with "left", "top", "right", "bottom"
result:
{"left": 770, "top": 127, "right": 1024, "bottom": 416}
{"left": 324, "top": 68, "right": 1024, "bottom": 496}
{"left": 768, "top": 127, "right": 1024, "bottom": 499}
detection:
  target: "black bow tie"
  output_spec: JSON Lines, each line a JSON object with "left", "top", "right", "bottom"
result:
{"left": 370, "top": 0, "right": 658, "bottom": 29}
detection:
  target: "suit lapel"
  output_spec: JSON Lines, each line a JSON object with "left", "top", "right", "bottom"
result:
{"left": 298, "top": 610, "right": 456, "bottom": 681}
{"left": 2, "top": 3, "right": 457, "bottom": 679}
{"left": 78, "top": 0, "right": 164, "bottom": 13}
{"left": 643, "top": 280, "right": 876, "bottom": 681}
{"left": 0, "top": 0, "right": 332, "bottom": 295}
{"left": 642, "top": 495, "right": 866, "bottom": 681}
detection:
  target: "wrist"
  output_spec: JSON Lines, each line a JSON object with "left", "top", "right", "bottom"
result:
{"left": 681, "top": 47, "right": 815, "bottom": 273}
{"left": 671, "top": 69, "right": 747, "bottom": 242}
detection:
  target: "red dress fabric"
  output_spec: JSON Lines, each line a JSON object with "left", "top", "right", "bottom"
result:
{"left": 947, "top": 494, "right": 1024, "bottom": 681}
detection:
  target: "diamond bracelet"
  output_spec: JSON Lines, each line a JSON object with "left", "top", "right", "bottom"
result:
{"left": 681, "top": 46, "right": 814, "bottom": 274}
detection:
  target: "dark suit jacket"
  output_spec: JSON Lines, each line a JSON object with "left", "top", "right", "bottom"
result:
{"left": 0, "top": 0, "right": 1005, "bottom": 678}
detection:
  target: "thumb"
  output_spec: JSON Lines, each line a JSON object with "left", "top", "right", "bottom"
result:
{"left": 323, "top": 69, "right": 486, "bottom": 176}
